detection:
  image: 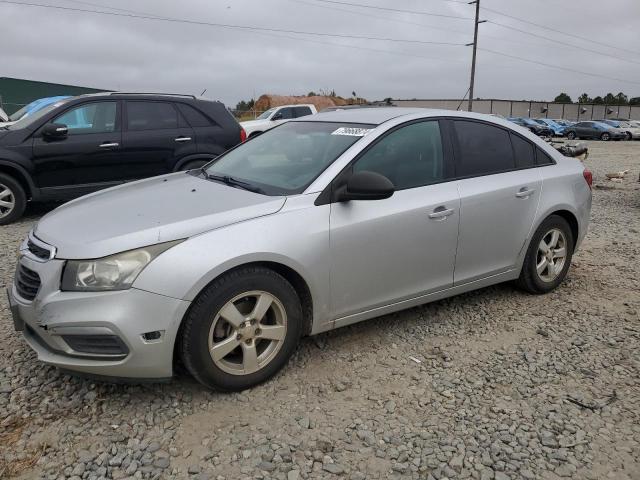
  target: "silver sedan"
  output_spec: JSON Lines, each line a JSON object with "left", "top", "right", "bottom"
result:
{"left": 9, "top": 108, "right": 592, "bottom": 390}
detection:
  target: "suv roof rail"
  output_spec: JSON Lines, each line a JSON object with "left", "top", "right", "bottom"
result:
{"left": 108, "top": 92, "right": 197, "bottom": 99}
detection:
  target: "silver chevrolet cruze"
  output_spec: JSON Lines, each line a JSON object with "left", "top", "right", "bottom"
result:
{"left": 8, "top": 108, "right": 592, "bottom": 390}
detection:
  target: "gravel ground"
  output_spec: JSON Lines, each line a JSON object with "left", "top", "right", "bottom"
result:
{"left": 0, "top": 140, "right": 639, "bottom": 480}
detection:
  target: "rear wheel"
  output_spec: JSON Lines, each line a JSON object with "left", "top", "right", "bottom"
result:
{"left": 180, "top": 267, "right": 302, "bottom": 391}
{"left": 626, "top": 132, "right": 632, "bottom": 141}
{"left": 566, "top": 131, "right": 576, "bottom": 140}
{"left": 0, "top": 173, "right": 27, "bottom": 225}
{"left": 516, "top": 215, "right": 574, "bottom": 294}
{"left": 600, "top": 132, "right": 611, "bottom": 141}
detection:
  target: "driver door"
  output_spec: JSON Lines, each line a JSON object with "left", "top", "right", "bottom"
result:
{"left": 329, "top": 120, "right": 459, "bottom": 319}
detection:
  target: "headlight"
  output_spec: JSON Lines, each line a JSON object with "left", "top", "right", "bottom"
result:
{"left": 61, "top": 240, "right": 182, "bottom": 292}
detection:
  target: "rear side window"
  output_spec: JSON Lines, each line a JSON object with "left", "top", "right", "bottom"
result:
{"left": 353, "top": 121, "right": 445, "bottom": 190}
{"left": 453, "top": 120, "right": 515, "bottom": 177}
{"left": 536, "top": 148, "right": 555, "bottom": 166}
{"left": 294, "top": 106, "right": 313, "bottom": 118}
{"left": 126, "top": 101, "right": 178, "bottom": 131}
{"left": 176, "top": 103, "right": 212, "bottom": 127}
{"left": 510, "top": 133, "right": 535, "bottom": 168}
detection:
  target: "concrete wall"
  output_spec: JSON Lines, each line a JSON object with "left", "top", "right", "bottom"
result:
{"left": 392, "top": 98, "right": 640, "bottom": 120}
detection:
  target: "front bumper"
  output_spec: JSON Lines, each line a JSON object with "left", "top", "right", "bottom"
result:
{"left": 9, "top": 254, "right": 190, "bottom": 379}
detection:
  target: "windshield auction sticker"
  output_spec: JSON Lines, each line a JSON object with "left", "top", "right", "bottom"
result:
{"left": 331, "top": 127, "right": 372, "bottom": 136}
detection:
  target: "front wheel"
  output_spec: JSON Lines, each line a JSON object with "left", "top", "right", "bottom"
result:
{"left": 0, "top": 173, "right": 27, "bottom": 225}
{"left": 626, "top": 132, "right": 632, "bottom": 141}
{"left": 600, "top": 132, "right": 611, "bottom": 141}
{"left": 180, "top": 267, "right": 302, "bottom": 391}
{"left": 516, "top": 215, "right": 574, "bottom": 294}
{"left": 566, "top": 131, "right": 576, "bottom": 140}
{"left": 179, "top": 160, "right": 210, "bottom": 171}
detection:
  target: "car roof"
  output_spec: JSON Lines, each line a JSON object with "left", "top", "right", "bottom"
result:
{"left": 296, "top": 107, "right": 452, "bottom": 125}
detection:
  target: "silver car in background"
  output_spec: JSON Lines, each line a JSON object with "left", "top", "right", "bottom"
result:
{"left": 8, "top": 108, "right": 592, "bottom": 390}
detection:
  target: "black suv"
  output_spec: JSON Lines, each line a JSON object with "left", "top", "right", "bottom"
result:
{"left": 0, "top": 93, "right": 245, "bottom": 224}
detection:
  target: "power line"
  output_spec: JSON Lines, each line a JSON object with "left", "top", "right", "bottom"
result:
{"left": 480, "top": 47, "right": 640, "bottom": 86}
{"left": 295, "top": 0, "right": 473, "bottom": 20}
{"left": 482, "top": 5, "right": 640, "bottom": 57}
{"left": 0, "top": 1, "right": 467, "bottom": 46}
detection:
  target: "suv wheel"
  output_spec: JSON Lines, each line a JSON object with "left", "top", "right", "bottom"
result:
{"left": 516, "top": 215, "right": 574, "bottom": 294}
{"left": 566, "top": 131, "right": 576, "bottom": 140}
{"left": 600, "top": 132, "right": 611, "bottom": 141}
{"left": 180, "top": 267, "right": 302, "bottom": 391}
{"left": 0, "top": 173, "right": 27, "bottom": 225}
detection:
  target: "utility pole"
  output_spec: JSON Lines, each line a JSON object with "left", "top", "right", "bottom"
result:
{"left": 467, "top": 0, "right": 485, "bottom": 112}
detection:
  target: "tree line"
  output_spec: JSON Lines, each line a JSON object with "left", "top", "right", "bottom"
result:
{"left": 554, "top": 92, "right": 640, "bottom": 105}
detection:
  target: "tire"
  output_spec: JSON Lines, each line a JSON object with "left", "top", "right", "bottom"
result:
{"left": 0, "top": 173, "right": 27, "bottom": 226}
{"left": 516, "top": 215, "right": 574, "bottom": 294}
{"left": 179, "top": 160, "right": 209, "bottom": 172}
{"left": 180, "top": 266, "right": 303, "bottom": 391}
{"left": 626, "top": 132, "right": 632, "bottom": 141}
{"left": 600, "top": 132, "right": 611, "bottom": 141}
{"left": 566, "top": 131, "right": 576, "bottom": 140}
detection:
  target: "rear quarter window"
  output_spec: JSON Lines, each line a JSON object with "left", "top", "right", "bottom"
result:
{"left": 176, "top": 103, "right": 214, "bottom": 127}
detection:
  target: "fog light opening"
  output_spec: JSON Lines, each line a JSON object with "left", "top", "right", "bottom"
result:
{"left": 142, "top": 330, "right": 164, "bottom": 342}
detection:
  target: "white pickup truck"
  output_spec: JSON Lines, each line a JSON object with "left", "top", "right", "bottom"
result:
{"left": 240, "top": 104, "right": 317, "bottom": 137}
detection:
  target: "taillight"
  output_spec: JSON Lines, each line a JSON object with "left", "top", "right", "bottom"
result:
{"left": 240, "top": 128, "right": 247, "bottom": 143}
{"left": 583, "top": 168, "right": 593, "bottom": 189}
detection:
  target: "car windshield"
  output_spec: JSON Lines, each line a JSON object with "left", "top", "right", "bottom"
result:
{"left": 7, "top": 100, "right": 70, "bottom": 130}
{"left": 521, "top": 118, "right": 537, "bottom": 126}
{"left": 203, "top": 121, "right": 373, "bottom": 195}
{"left": 256, "top": 108, "right": 276, "bottom": 120}
{"left": 8, "top": 104, "right": 30, "bottom": 122}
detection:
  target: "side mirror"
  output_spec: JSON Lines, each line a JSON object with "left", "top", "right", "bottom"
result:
{"left": 42, "top": 123, "right": 68, "bottom": 139}
{"left": 271, "top": 112, "right": 283, "bottom": 121}
{"left": 338, "top": 170, "right": 394, "bottom": 202}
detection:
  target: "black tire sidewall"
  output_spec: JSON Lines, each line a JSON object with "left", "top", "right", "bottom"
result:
{"left": 522, "top": 216, "right": 574, "bottom": 293}
{"left": 601, "top": 133, "right": 610, "bottom": 141}
{"left": 567, "top": 132, "right": 576, "bottom": 140}
{"left": 0, "top": 173, "right": 27, "bottom": 225}
{"left": 181, "top": 268, "right": 302, "bottom": 391}
{"left": 179, "top": 160, "right": 209, "bottom": 171}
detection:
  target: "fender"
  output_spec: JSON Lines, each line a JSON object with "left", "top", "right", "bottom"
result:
{"left": 0, "top": 159, "right": 39, "bottom": 199}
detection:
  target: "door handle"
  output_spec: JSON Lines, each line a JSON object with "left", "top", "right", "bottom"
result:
{"left": 98, "top": 142, "right": 119, "bottom": 148}
{"left": 428, "top": 207, "right": 455, "bottom": 220}
{"left": 516, "top": 188, "right": 535, "bottom": 198}
{"left": 175, "top": 137, "right": 192, "bottom": 142}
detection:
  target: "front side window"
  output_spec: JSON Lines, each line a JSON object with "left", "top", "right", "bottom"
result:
{"left": 54, "top": 102, "right": 117, "bottom": 134}
{"left": 454, "top": 120, "right": 514, "bottom": 177}
{"left": 257, "top": 108, "right": 276, "bottom": 120}
{"left": 126, "top": 101, "right": 177, "bottom": 131}
{"left": 353, "top": 121, "right": 445, "bottom": 190}
{"left": 204, "top": 122, "right": 371, "bottom": 195}
{"left": 276, "top": 108, "right": 294, "bottom": 120}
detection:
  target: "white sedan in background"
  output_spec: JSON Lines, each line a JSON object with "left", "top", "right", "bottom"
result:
{"left": 241, "top": 104, "right": 317, "bottom": 138}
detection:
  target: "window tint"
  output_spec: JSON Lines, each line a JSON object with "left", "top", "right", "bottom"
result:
{"left": 176, "top": 103, "right": 212, "bottom": 127}
{"left": 353, "top": 121, "right": 444, "bottom": 190}
{"left": 510, "top": 133, "right": 535, "bottom": 168}
{"left": 126, "top": 101, "right": 177, "bottom": 131}
{"left": 536, "top": 148, "right": 554, "bottom": 166}
{"left": 454, "top": 120, "right": 514, "bottom": 176}
{"left": 54, "top": 102, "right": 117, "bottom": 135}
{"left": 276, "top": 108, "right": 294, "bottom": 120}
{"left": 294, "top": 106, "right": 313, "bottom": 118}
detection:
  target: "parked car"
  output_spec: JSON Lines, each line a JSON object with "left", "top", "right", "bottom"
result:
{"left": 534, "top": 118, "right": 566, "bottom": 137}
{"left": 9, "top": 108, "right": 592, "bottom": 390}
{"left": 553, "top": 119, "right": 575, "bottom": 128}
{"left": 0, "top": 96, "right": 71, "bottom": 127}
{"left": 240, "top": 104, "right": 317, "bottom": 137}
{"left": 564, "top": 121, "right": 628, "bottom": 141}
{"left": 594, "top": 119, "right": 640, "bottom": 140}
{"left": 0, "top": 93, "right": 245, "bottom": 224}
{"left": 507, "top": 117, "right": 553, "bottom": 136}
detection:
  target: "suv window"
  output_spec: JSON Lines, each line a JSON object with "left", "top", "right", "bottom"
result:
{"left": 54, "top": 102, "right": 117, "bottom": 134}
{"left": 294, "top": 106, "right": 313, "bottom": 118}
{"left": 176, "top": 103, "right": 212, "bottom": 127}
{"left": 126, "top": 101, "right": 178, "bottom": 131}
{"left": 353, "top": 121, "right": 445, "bottom": 190}
{"left": 276, "top": 107, "right": 294, "bottom": 120}
{"left": 510, "top": 133, "right": 535, "bottom": 169}
{"left": 453, "top": 120, "right": 514, "bottom": 177}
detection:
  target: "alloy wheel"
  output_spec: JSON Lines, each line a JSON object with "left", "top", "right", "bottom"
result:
{"left": 601, "top": 133, "right": 610, "bottom": 141}
{"left": 0, "top": 183, "right": 16, "bottom": 219}
{"left": 208, "top": 290, "right": 287, "bottom": 375}
{"left": 536, "top": 228, "right": 567, "bottom": 282}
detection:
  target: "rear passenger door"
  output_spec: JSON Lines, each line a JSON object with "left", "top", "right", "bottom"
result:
{"left": 451, "top": 120, "right": 543, "bottom": 284}
{"left": 120, "top": 100, "right": 196, "bottom": 178}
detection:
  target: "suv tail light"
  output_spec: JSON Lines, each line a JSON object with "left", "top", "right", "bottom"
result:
{"left": 240, "top": 127, "right": 247, "bottom": 143}
{"left": 583, "top": 168, "right": 593, "bottom": 189}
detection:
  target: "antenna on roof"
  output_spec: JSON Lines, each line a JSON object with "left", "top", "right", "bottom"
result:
{"left": 200, "top": 89, "right": 207, "bottom": 96}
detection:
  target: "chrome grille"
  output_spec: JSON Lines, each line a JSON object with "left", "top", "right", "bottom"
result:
{"left": 27, "top": 239, "right": 52, "bottom": 261}
{"left": 15, "top": 264, "right": 41, "bottom": 301}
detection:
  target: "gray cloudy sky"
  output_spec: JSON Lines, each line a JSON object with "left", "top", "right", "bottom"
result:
{"left": 3, "top": 0, "right": 640, "bottom": 107}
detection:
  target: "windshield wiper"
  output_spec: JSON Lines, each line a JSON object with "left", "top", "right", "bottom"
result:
{"left": 204, "top": 173, "right": 265, "bottom": 194}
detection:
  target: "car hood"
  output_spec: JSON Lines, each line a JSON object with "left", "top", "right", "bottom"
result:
{"left": 35, "top": 173, "right": 286, "bottom": 259}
